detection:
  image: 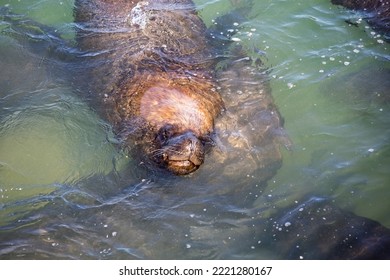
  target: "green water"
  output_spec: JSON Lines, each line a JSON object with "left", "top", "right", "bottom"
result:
{"left": 0, "top": 0, "right": 389, "bottom": 259}
{"left": 195, "top": 0, "right": 390, "bottom": 226}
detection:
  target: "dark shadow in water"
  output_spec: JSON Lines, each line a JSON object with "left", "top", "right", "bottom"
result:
{"left": 331, "top": 0, "right": 390, "bottom": 41}
{"left": 326, "top": 65, "right": 390, "bottom": 105}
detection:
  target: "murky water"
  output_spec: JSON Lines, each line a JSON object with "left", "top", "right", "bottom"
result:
{"left": 0, "top": 0, "right": 389, "bottom": 259}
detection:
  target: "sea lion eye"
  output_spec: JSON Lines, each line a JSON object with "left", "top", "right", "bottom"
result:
{"left": 162, "top": 128, "right": 170, "bottom": 140}
{"left": 158, "top": 124, "right": 175, "bottom": 143}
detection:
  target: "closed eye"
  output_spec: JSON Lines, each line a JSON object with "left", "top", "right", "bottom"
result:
{"left": 199, "top": 134, "right": 215, "bottom": 146}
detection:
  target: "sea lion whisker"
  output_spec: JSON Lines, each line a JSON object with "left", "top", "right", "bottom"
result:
{"left": 151, "top": 146, "right": 179, "bottom": 156}
{"left": 150, "top": 148, "right": 166, "bottom": 157}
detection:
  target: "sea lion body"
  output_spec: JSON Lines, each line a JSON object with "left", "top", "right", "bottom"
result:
{"left": 75, "top": 0, "right": 223, "bottom": 174}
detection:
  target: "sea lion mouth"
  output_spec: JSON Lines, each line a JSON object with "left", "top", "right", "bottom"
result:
{"left": 166, "top": 159, "right": 200, "bottom": 175}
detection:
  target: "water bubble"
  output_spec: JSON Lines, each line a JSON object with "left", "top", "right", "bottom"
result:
{"left": 287, "top": 83, "right": 295, "bottom": 89}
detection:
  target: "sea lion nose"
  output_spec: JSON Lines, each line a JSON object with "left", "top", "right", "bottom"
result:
{"left": 186, "top": 134, "right": 204, "bottom": 165}
{"left": 161, "top": 131, "right": 205, "bottom": 175}
{"left": 167, "top": 134, "right": 203, "bottom": 162}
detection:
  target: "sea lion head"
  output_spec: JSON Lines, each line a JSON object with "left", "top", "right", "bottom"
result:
{"left": 153, "top": 124, "right": 206, "bottom": 175}
{"left": 135, "top": 80, "right": 222, "bottom": 175}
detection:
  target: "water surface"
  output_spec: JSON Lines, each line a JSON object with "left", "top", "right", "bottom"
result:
{"left": 0, "top": 0, "right": 389, "bottom": 259}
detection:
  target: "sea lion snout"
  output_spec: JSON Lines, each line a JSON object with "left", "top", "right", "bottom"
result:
{"left": 155, "top": 126, "right": 205, "bottom": 175}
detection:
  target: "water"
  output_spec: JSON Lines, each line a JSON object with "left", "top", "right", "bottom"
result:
{"left": 0, "top": 0, "right": 389, "bottom": 259}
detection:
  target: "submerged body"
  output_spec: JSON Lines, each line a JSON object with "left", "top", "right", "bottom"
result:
{"left": 75, "top": 0, "right": 225, "bottom": 174}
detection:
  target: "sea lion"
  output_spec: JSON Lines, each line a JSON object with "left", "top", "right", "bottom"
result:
{"left": 75, "top": 0, "right": 226, "bottom": 175}
{"left": 331, "top": 0, "right": 390, "bottom": 39}
{"left": 2, "top": 1, "right": 390, "bottom": 260}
